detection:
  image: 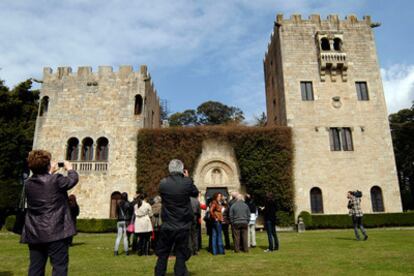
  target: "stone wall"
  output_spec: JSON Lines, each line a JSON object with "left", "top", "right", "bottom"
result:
{"left": 33, "top": 65, "right": 160, "bottom": 218}
{"left": 264, "top": 14, "right": 402, "bottom": 214}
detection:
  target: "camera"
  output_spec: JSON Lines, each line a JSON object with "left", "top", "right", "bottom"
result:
{"left": 58, "top": 162, "right": 64, "bottom": 168}
{"left": 351, "top": 190, "right": 363, "bottom": 198}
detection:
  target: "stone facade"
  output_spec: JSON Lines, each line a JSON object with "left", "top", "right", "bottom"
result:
{"left": 193, "top": 139, "right": 242, "bottom": 198}
{"left": 264, "top": 14, "right": 402, "bottom": 214}
{"left": 33, "top": 65, "right": 160, "bottom": 218}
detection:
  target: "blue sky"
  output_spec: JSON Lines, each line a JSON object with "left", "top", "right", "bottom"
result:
{"left": 1, "top": 0, "right": 413, "bottom": 122}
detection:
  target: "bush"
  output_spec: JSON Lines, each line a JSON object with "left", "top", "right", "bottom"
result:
{"left": 137, "top": 126, "right": 293, "bottom": 211}
{"left": 276, "top": 211, "right": 295, "bottom": 227}
{"left": 5, "top": 215, "right": 15, "bottom": 231}
{"left": 76, "top": 219, "right": 117, "bottom": 233}
{"left": 303, "top": 212, "right": 414, "bottom": 229}
{"left": 298, "top": 211, "right": 312, "bottom": 228}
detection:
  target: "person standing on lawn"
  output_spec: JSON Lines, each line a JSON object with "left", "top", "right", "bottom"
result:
{"left": 261, "top": 192, "right": 279, "bottom": 252}
{"left": 155, "top": 159, "right": 199, "bottom": 276}
{"left": 114, "top": 192, "right": 131, "bottom": 256}
{"left": 245, "top": 194, "right": 258, "bottom": 248}
{"left": 134, "top": 193, "right": 153, "bottom": 256}
{"left": 229, "top": 194, "right": 250, "bottom": 253}
{"left": 209, "top": 192, "right": 225, "bottom": 255}
{"left": 21, "top": 150, "right": 79, "bottom": 276}
{"left": 347, "top": 191, "right": 368, "bottom": 241}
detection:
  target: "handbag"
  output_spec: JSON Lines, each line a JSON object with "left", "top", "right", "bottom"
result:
{"left": 127, "top": 214, "right": 135, "bottom": 233}
{"left": 12, "top": 184, "right": 26, "bottom": 235}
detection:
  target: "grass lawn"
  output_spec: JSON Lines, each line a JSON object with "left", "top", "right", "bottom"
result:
{"left": 1, "top": 228, "right": 414, "bottom": 275}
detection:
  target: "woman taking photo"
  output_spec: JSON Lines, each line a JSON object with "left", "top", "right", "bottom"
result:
{"left": 21, "top": 150, "right": 79, "bottom": 276}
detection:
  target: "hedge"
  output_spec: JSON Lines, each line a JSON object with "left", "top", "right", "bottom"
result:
{"left": 298, "top": 211, "right": 414, "bottom": 229}
{"left": 136, "top": 126, "right": 294, "bottom": 211}
{"left": 4, "top": 216, "right": 117, "bottom": 233}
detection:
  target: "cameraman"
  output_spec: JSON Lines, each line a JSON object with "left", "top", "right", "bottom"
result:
{"left": 347, "top": 191, "right": 368, "bottom": 241}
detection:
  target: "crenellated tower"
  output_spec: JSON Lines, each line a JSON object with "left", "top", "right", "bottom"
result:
{"left": 264, "top": 14, "right": 402, "bottom": 215}
{"left": 33, "top": 65, "right": 161, "bottom": 218}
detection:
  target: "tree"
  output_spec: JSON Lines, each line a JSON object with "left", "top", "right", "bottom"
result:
{"left": 389, "top": 103, "right": 414, "bottom": 210}
{"left": 168, "top": 109, "right": 198, "bottom": 126}
{"left": 196, "top": 101, "right": 244, "bottom": 125}
{"left": 254, "top": 112, "right": 267, "bottom": 127}
{"left": 0, "top": 79, "right": 39, "bottom": 210}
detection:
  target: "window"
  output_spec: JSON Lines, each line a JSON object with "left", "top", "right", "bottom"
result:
{"left": 321, "top": 38, "right": 330, "bottom": 51}
{"left": 110, "top": 192, "right": 122, "bottom": 219}
{"left": 333, "top": 38, "right": 342, "bottom": 51}
{"left": 310, "top": 187, "right": 324, "bottom": 213}
{"left": 300, "top": 81, "right": 314, "bottom": 101}
{"left": 329, "top": 127, "right": 354, "bottom": 151}
{"left": 371, "top": 186, "right": 384, "bottom": 212}
{"left": 356, "top": 82, "right": 369, "bottom": 101}
{"left": 66, "top": 138, "right": 79, "bottom": 161}
{"left": 134, "top": 95, "right": 143, "bottom": 115}
{"left": 39, "top": 96, "right": 49, "bottom": 116}
{"left": 95, "top": 137, "right": 109, "bottom": 161}
{"left": 81, "top": 137, "right": 94, "bottom": 161}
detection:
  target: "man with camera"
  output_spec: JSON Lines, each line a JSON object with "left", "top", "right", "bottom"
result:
{"left": 154, "top": 159, "right": 199, "bottom": 276}
{"left": 347, "top": 191, "right": 368, "bottom": 241}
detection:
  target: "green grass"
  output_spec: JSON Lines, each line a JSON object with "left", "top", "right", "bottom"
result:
{"left": 1, "top": 229, "right": 414, "bottom": 275}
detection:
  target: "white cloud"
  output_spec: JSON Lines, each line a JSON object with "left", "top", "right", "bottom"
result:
{"left": 381, "top": 65, "right": 414, "bottom": 114}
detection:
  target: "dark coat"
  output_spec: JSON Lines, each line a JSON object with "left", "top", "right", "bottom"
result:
{"left": 263, "top": 198, "right": 277, "bottom": 223}
{"left": 21, "top": 170, "right": 79, "bottom": 244}
{"left": 159, "top": 172, "right": 199, "bottom": 230}
{"left": 117, "top": 200, "right": 132, "bottom": 222}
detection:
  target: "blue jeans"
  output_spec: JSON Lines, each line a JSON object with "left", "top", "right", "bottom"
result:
{"left": 211, "top": 221, "right": 225, "bottom": 255}
{"left": 265, "top": 220, "right": 279, "bottom": 251}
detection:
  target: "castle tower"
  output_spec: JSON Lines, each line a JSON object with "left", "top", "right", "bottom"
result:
{"left": 264, "top": 14, "right": 402, "bottom": 214}
{"left": 33, "top": 65, "right": 161, "bottom": 218}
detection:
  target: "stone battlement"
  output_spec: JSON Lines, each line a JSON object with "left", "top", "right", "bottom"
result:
{"left": 43, "top": 65, "right": 151, "bottom": 81}
{"left": 275, "top": 14, "right": 379, "bottom": 27}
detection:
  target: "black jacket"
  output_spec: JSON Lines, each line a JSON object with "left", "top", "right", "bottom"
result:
{"left": 159, "top": 172, "right": 199, "bottom": 230}
{"left": 21, "top": 170, "right": 79, "bottom": 244}
{"left": 263, "top": 199, "right": 277, "bottom": 223}
{"left": 117, "top": 200, "right": 132, "bottom": 222}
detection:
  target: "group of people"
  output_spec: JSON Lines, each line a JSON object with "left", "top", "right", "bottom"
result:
{"left": 19, "top": 150, "right": 368, "bottom": 276}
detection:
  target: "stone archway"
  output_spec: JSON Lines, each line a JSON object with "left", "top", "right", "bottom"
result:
{"left": 193, "top": 139, "right": 241, "bottom": 198}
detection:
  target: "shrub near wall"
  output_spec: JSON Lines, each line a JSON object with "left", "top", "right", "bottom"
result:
{"left": 299, "top": 211, "right": 414, "bottom": 229}
{"left": 136, "top": 126, "right": 293, "bottom": 212}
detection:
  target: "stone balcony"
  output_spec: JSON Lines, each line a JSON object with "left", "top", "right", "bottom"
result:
{"left": 71, "top": 161, "right": 108, "bottom": 172}
{"left": 319, "top": 52, "right": 348, "bottom": 82}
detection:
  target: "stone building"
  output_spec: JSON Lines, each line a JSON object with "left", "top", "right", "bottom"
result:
{"left": 33, "top": 65, "right": 160, "bottom": 218}
{"left": 264, "top": 14, "right": 402, "bottom": 214}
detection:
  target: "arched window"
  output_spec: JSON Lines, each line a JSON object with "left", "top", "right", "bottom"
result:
{"left": 110, "top": 191, "right": 122, "bottom": 219}
{"left": 134, "top": 95, "right": 143, "bottom": 115}
{"left": 371, "top": 186, "right": 384, "bottom": 212}
{"left": 310, "top": 187, "right": 324, "bottom": 213}
{"left": 66, "top": 137, "right": 79, "bottom": 161}
{"left": 81, "top": 137, "right": 94, "bottom": 161}
{"left": 321, "top": 38, "right": 330, "bottom": 51}
{"left": 96, "top": 137, "right": 109, "bottom": 161}
{"left": 333, "top": 38, "right": 342, "bottom": 51}
{"left": 39, "top": 96, "right": 49, "bottom": 116}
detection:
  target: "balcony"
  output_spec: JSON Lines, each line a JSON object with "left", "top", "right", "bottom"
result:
{"left": 71, "top": 161, "right": 108, "bottom": 172}
{"left": 319, "top": 52, "right": 348, "bottom": 82}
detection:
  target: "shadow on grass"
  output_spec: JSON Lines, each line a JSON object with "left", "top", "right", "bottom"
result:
{"left": 0, "top": 272, "right": 14, "bottom": 276}
{"left": 70, "top": 242, "right": 86, "bottom": 247}
{"left": 334, "top": 237, "right": 357, "bottom": 241}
